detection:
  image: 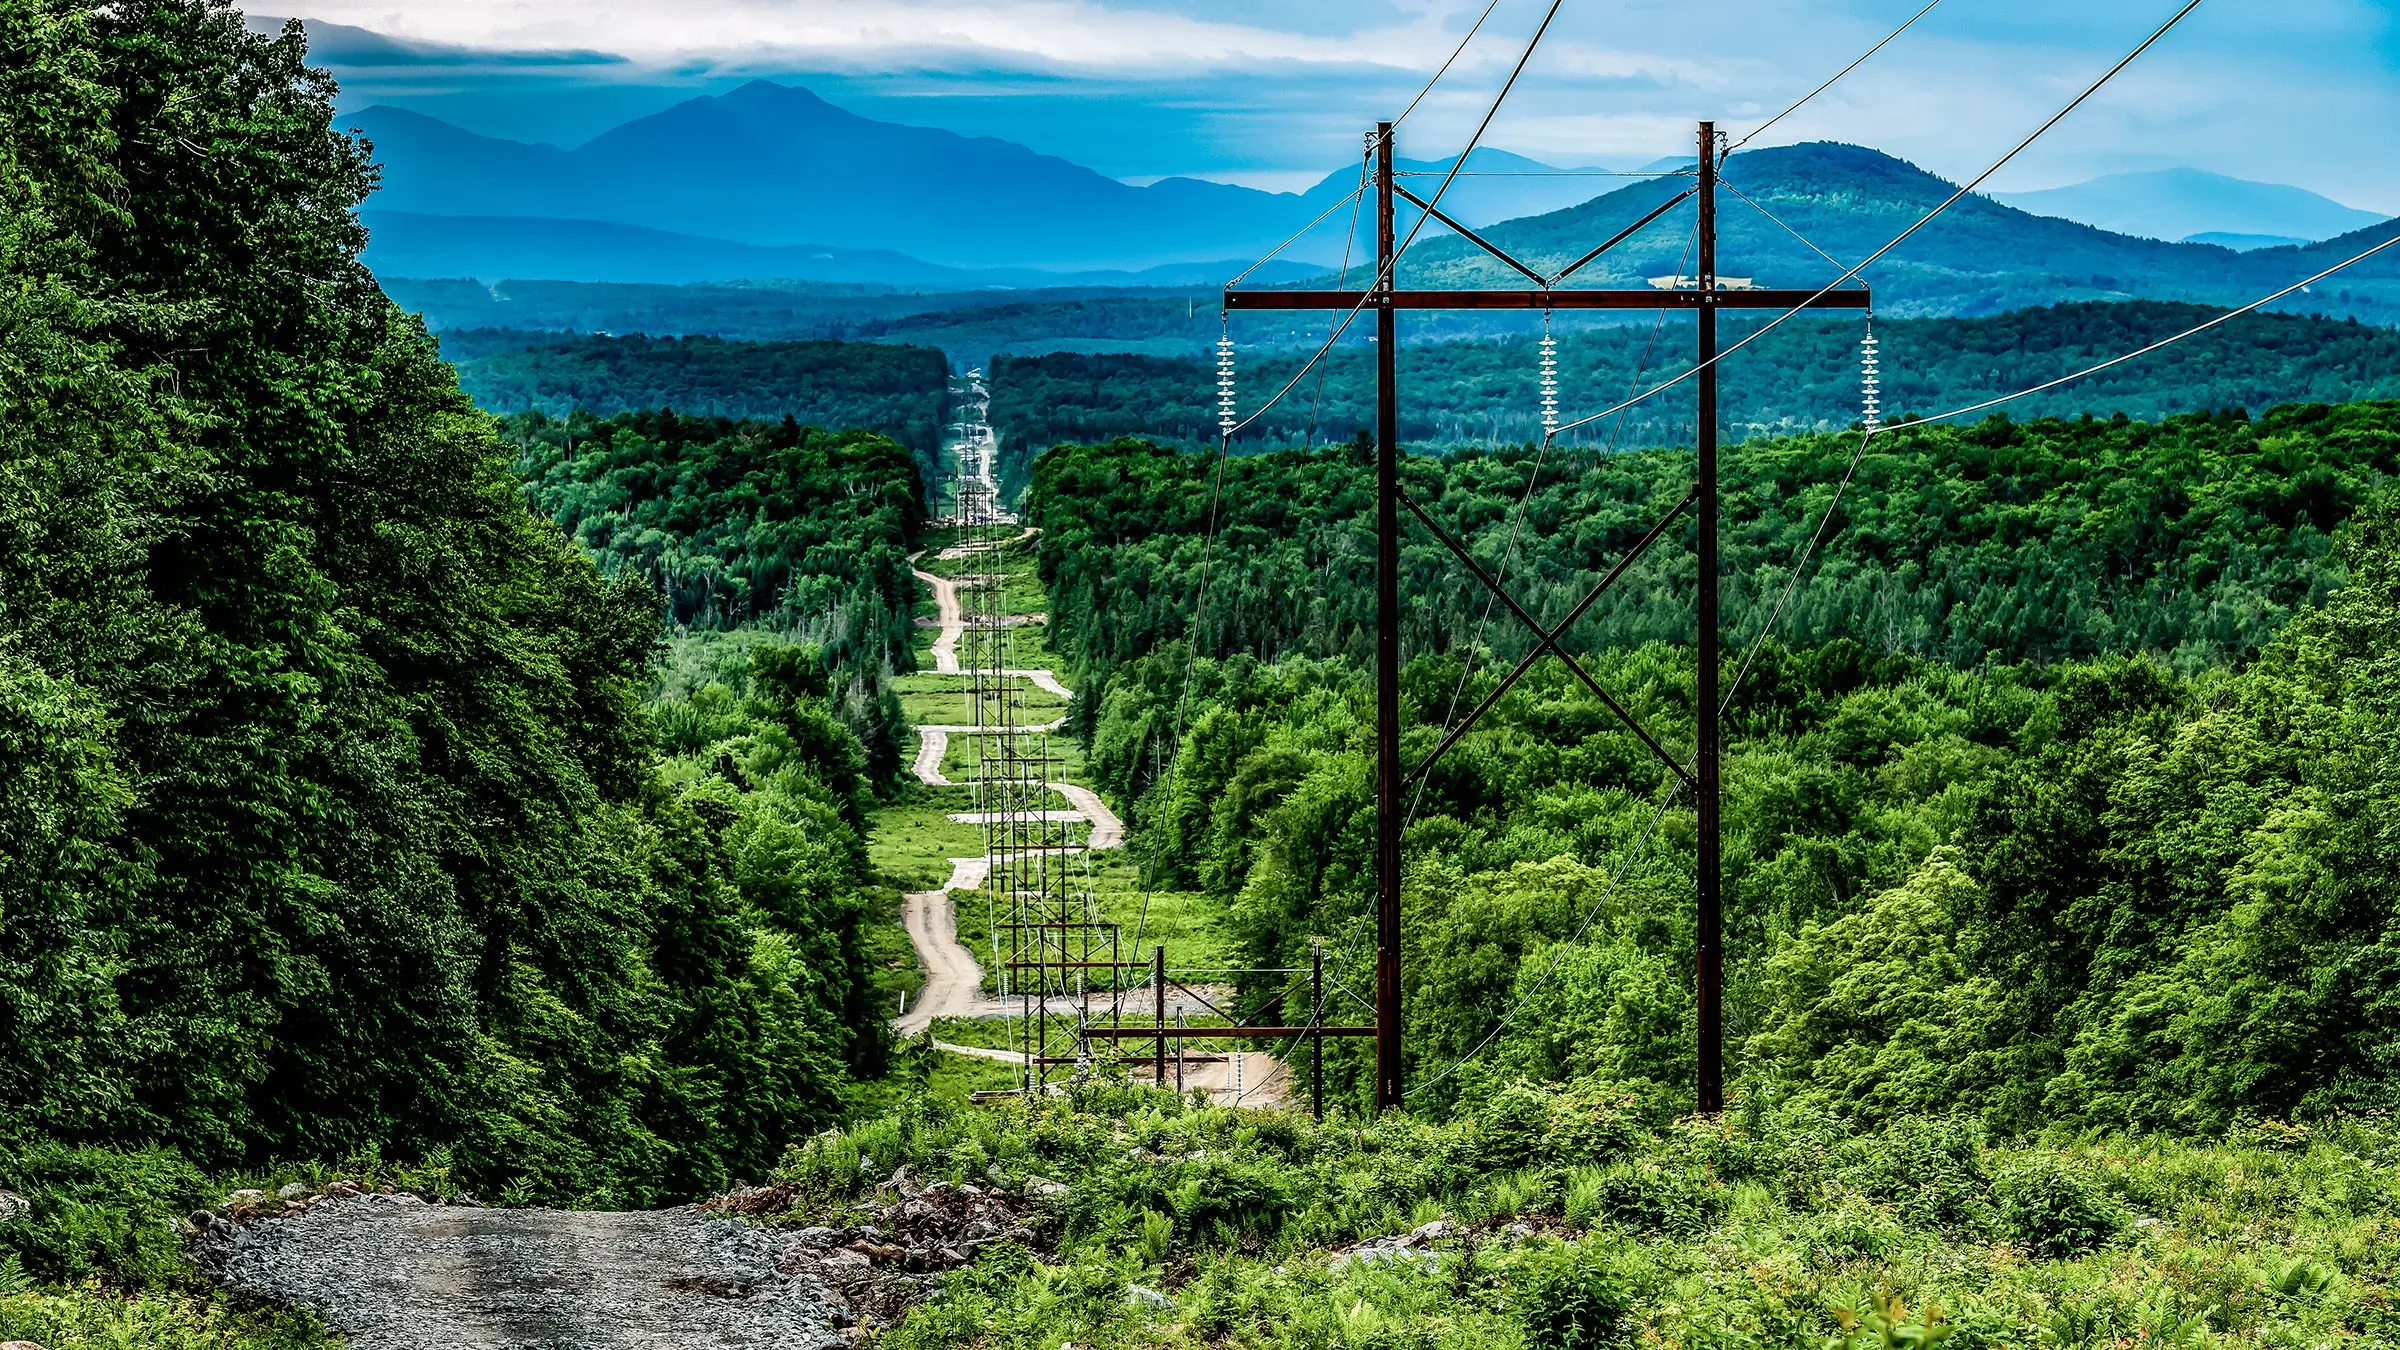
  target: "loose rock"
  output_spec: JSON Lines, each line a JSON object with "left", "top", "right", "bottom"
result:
{"left": 0, "top": 1191, "right": 30, "bottom": 1224}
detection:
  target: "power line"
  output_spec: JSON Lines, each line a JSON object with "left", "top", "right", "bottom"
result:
{"left": 1404, "top": 214, "right": 1698, "bottom": 850}
{"left": 1550, "top": 0, "right": 2208, "bottom": 440}
{"left": 1724, "top": 0, "right": 1945, "bottom": 159}
{"left": 1307, "top": 148, "right": 1374, "bottom": 447}
{"left": 1395, "top": 170, "right": 1695, "bottom": 179}
{"left": 1719, "top": 177, "right": 1849, "bottom": 275}
{"left": 1224, "top": 183, "right": 1366, "bottom": 290}
{"left": 1392, "top": 0, "right": 1508, "bottom": 129}
{"left": 1720, "top": 420, "right": 1877, "bottom": 718}
{"left": 1716, "top": 226, "right": 2400, "bottom": 720}
{"left": 1228, "top": 0, "right": 1568, "bottom": 437}
{"left": 1882, "top": 230, "right": 2400, "bottom": 430}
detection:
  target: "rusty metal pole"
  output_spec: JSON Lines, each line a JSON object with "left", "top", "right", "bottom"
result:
{"left": 1154, "top": 945, "right": 1167, "bottom": 1086}
{"left": 1695, "top": 121, "right": 1725, "bottom": 1117}
{"left": 1373, "top": 120, "right": 1405, "bottom": 1115}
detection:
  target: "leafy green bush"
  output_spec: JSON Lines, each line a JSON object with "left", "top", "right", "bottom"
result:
{"left": 1583, "top": 1161, "right": 1724, "bottom": 1236}
{"left": 1509, "top": 1240, "right": 1632, "bottom": 1349}
{"left": 1836, "top": 1117, "right": 1994, "bottom": 1234}
{"left": 1994, "top": 1155, "right": 2126, "bottom": 1259}
{"left": 0, "top": 1289, "right": 338, "bottom": 1350}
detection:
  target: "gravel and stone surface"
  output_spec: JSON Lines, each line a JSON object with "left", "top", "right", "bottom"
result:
{"left": 215, "top": 1193, "right": 847, "bottom": 1349}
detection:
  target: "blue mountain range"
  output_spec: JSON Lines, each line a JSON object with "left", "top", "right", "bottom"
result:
{"left": 348, "top": 78, "right": 2397, "bottom": 315}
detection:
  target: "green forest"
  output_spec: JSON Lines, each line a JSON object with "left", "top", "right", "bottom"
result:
{"left": 992, "top": 301, "right": 2400, "bottom": 453}
{"left": 12, "top": 3, "right": 2400, "bottom": 1348}
{"left": 0, "top": 4, "right": 904, "bottom": 1340}
{"left": 450, "top": 332, "right": 951, "bottom": 458}
{"left": 1032, "top": 403, "right": 2388, "bottom": 689}
{"left": 505, "top": 408, "right": 926, "bottom": 784}
{"left": 1021, "top": 409, "right": 2400, "bottom": 1131}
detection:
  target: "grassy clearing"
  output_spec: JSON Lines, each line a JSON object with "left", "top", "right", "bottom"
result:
{"left": 860, "top": 882, "right": 923, "bottom": 1009}
{"left": 867, "top": 785, "right": 986, "bottom": 891}
{"left": 1001, "top": 620, "right": 1063, "bottom": 672}
{"left": 898, "top": 680, "right": 1068, "bottom": 728}
{"left": 1082, "top": 850, "right": 1230, "bottom": 972}
{"left": 935, "top": 729, "right": 1091, "bottom": 782}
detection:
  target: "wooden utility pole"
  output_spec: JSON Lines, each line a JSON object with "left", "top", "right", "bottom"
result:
{"left": 1693, "top": 122, "right": 1725, "bottom": 1116}
{"left": 1224, "top": 122, "right": 1865, "bottom": 1118}
{"left": 1373, "top": 123, "right": 1406, "bottom": 1114}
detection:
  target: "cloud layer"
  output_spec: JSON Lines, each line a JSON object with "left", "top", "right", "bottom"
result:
{"left": 286, "top": 0, "right": 2400, "bottom": 212}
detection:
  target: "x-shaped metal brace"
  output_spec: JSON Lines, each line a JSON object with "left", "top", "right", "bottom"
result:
{"left": 1392, "top": 182, "right": 1698, "bottom": 291}
{"left": 1399, "top": 486, "right": 1699, "bottom": 791}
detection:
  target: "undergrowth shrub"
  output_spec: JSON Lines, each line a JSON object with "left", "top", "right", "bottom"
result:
{"left": 1838, "top": 1116, "right": 1994, "bottom": 1233}
{"left": 1994, "top": 1154, "right": 2126, "bottom": 1258}
{"left": 1511, "top": 1240, "right": 1632, "bottom": 1348}
{"left": 0, "top": 1144, "right": 208, "bottom": 1289}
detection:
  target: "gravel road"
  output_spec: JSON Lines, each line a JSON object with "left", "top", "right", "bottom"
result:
{"left": 218, "top": 1194, "right": 845, "bottom": 1349}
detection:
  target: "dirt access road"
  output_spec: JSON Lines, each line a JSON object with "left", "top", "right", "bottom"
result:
{"left": 218, "top": 1195, "right": 844, "bottom": 1349}
{"left": 894, "top": 384, "right": 1273, "bottom": 1101}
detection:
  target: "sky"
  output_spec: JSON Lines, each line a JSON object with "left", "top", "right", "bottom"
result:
{"left": 272, "top": 0, "right": 2400, "bottom": 212}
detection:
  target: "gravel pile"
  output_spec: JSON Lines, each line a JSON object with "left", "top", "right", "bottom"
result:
{"left": 215, "top": 1193, "right": 846, "bottom": 1349}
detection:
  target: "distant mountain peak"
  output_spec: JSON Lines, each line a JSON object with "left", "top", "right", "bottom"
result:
{"left": 1993, "top": 167, "right": 2386, "bottom": 244}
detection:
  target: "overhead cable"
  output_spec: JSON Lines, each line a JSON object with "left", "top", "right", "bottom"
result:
{"left": 1719, "top": 177, "right": 1850, "bottom": 274}
{"left": 1875, "top": 230, "right": 2400, "bottom": 431}
{"left": 1716, "top": 227, "right": 2400, "bottom": 719}
{"left": 1392, "top": 0, "right": 1508, "bottom": 129}
{"left": 1224, "top": 182, "right": 1367, "bottom": 290}
{"left": 1723, "top": 0, "right": 1945, "bottom": 158}
{"left": 1550, "top": 0, "right": 2208, "bottom": 439}
{"left": 1229, "top": 0, "right": 1569, "bottom": 437}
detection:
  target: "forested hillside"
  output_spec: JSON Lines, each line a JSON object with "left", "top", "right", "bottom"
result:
{"left": 1035, "top": 416, "right": 2400, "bottom": 1133}
{"left": 1033, "top": 402, "right": 2391, "bottom": 693}
{"left": 449, "top": 331, "right": 950, "bottom": 460}
{"left": 506, "top": 409, "right": 925, "bottom": 785}
{"left": 993, "top": 301, "right": 2400, "bottom": 452}
{"left": 1411, "top": 143, "right": 2400, "bottom": 325}
{"left": 0, "top": 8, "right": 894, "bottom": 1330}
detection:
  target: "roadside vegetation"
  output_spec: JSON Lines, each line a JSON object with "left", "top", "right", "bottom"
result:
{"left": 781, "top": 1082, "right": 2400, "bottom": 1349}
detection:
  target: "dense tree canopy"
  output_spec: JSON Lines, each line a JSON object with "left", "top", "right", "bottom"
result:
{"left": 0, "top": 0, "right": 885, "bottom": 1203}
{"left": 505, "top": 410, "right": 924, "bottom": 786}
{"left": 450, "top": 332, "right": 950, "bottom": 464}
{"left": 1029, "top": 401, "right": 2400, "bottom": 1129}
{"left": 992, "top": 302, "right": 2400, "bottom": 454}
{"left": 1074, "top": 497, "right": 2400, "bottom": 1132}
{"left": 1031, "top": 404, "right": 2394, "bottom": 729}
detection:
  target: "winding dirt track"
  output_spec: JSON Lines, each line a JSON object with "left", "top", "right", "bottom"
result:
{"left": 894, "top": 381, "right": 1267, "bottom": 1104}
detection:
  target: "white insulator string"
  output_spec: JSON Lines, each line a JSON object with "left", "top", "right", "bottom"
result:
{"left": 1216, "top": 325, "right": 1238, "bottom": 438}
{"left": 1539, "top": 313, "right": 1559, "bottom": 438}
{"left": 1860, "top": 316, "right": 1882, "bottom": 434}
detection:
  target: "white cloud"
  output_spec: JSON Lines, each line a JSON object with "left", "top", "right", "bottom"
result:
{"left": 292, "top": 0, "right": 2400, "bottom": 210}
{"left": 295, "top": 0, "right": 1515, "bottom": 74}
